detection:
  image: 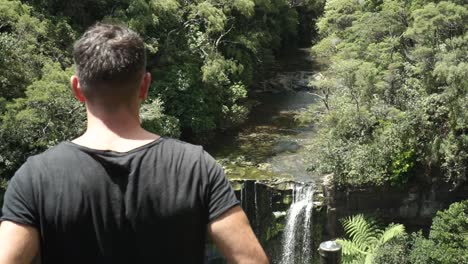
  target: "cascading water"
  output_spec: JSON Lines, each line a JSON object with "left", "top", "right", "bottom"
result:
{"left": 279, "top": 184, "right": 315, "bottom": 264}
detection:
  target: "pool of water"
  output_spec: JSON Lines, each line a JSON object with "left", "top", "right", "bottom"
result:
{"left": 206, "top": 48, "right": 322, "bottom": 184}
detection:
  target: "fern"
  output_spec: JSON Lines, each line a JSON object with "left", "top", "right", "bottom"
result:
{"left": 380, "top": 224, "right": 405, "bottom": 244}
{"left": 336, "top": 238, "right": 368, "bottom": 256}
{"left": 342, "top": 214, "right": 380, "bottom": 251}
{"left": 337, "top": 214, "right": 406, "bottom": 264}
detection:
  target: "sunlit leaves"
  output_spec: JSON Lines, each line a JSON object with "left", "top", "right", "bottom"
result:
{"left": 405, "top": 2, "right": 467, "bottom": 47}
{"left": 195, "top": 2, "right": 227, "bottom": 34}
{"left": 337, "top": 214, "right": 405, "bottom": 264}
{"left": 202, "top": 56, "right": 242, "bottom": 85}
{"left": 140, "top": 98, "right": 181, "bottom": 137}
{"left": 308, "top": 0, "right": 467, "bottom": 187}
{"left": 410, "top": 200, "right": 468, "bottom": 263}
{"left": 233, "top": 0, "right": 255, "bottom": 17}
{"left": 0, "top": 63, "right": 86, "bottom": 178}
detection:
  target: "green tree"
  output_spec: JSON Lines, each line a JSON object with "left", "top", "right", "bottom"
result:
{"left": 0, "top": 63, "right": 85, "bottom": 180}
{"left": 410, "top": 200, "right": 468, "bottom": 264}
{"left": 0, "top": 0, "right": 77, "bottom": 102}
{"left": 0, "top": 0, "right": 47, "bottom": 100}
{"left": 307, "top": 0, "right": 467, "bottom": 187}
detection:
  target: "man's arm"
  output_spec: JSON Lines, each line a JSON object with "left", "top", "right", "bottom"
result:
{"left": 0, "top": 221, "right": 40, "bottom": 264}
{"left": 208, "top": 206, "right": 269, "bottom": 264}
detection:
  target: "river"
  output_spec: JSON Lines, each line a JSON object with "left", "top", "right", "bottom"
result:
{"left": 205, "top": 47, "right": 324, "bottom": 264}
{"left": 207, "top": 47, "right": 323, "bottom": 184}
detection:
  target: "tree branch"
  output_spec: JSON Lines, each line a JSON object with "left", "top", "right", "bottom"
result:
{"left": 215, "top": 24, "right": 234, "bottom": 48}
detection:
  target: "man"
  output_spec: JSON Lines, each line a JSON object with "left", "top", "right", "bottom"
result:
{"left": 0, "top": 23, "right": 268, "bottom": 263}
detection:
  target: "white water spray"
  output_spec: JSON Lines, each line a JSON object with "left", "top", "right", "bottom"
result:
{"left": 279, "top": 184, "right": 314, "bottom": 264}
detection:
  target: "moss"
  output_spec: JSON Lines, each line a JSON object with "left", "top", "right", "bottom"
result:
{"left": 224, "top": 164, "right": 293, "bottom": 181}
{"left": 265, "top": 221, "right": 285, "bottom": 242}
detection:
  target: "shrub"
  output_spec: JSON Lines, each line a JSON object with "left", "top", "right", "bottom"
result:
{"left": 410, "top": 200, "right": 468, "bottom": 264}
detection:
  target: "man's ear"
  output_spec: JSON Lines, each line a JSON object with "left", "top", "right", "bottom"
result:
{"left": 139, "top": 72, "right": 152, "bottom": 100}
{"left": 70, "top": 75, "right": 86, "bottom": 102}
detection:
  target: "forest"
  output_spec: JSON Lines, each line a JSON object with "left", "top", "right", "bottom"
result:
{"left": 305, "top": 0, "right": 467, "bottom": 189}
{"left": 0, "top": 0, "right": 324, "bottom": 183}
{"left": 0, "top": 0, "right": 466, "bottom": 263}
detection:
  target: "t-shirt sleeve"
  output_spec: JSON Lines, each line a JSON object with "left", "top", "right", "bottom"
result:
{"left": 1, "top": 159, "right": 38, "bottom": 227}
{"left": 203, "top": 151, "right": 240, "bottom": 222}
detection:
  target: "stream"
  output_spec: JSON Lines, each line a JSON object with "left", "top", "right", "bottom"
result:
{"left": 207, "top": 47, "right": 322, "bottom": 184}
{"left": 205, "top": 48, "right": 324, "bottom": 264}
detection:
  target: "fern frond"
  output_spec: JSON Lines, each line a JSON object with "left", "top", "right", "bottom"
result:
{"left": 336, "top": 238, "right": 368, "bottom": 256}
{"left": 379, "top": 223, "right": 405, "bottom": 244}
{"left": 364, "top": 253, "right": 374, "bottom": 264}
{"left": 350, "top": 255, "right": 366, "bottom": 264}
{"left": 339, "top": 214, "right": 408, "bottom": 264}
{"left": 342, "top": 214, "right": 380, "bottom": 251}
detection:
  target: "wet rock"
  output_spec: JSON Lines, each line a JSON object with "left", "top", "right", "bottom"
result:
{"left": 257, "top": 163, "right": 272, "bottom": 171}
{"left": 311, "top": 72, "right": 323, "bottom": 81}
{"left": 253, "top": 71, "right": 317, "bottom": 93}
{"left": 324, "top": 179, "right": 468, "bottom": 236}
{"left": 272, "top": 140, "right": 300, "bottom": 154}
{"left": 420, "top": 200, "right": 443, "bottom": 218}
{"left": 399, "top": 202, "right": 419, "bottom": 218}
{"left": 273, "top": 211, "right": 287, "bottom": 218}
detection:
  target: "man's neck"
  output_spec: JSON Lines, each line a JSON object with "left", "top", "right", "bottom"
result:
{"left": 72, "top": 109, "right": 160, "bottom": 152}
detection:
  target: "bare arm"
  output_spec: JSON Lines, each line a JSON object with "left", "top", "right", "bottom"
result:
{"left": 208, "top": 206, "right": 269, "bottom": 264}
{"left": 0, "top": 221, "right": 40, "bottom": 264}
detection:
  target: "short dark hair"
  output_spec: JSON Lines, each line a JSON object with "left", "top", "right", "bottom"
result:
{"left": 73, "top": 23, "right": 146, "bottom": 97}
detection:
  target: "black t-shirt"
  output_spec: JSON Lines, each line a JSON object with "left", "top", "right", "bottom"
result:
{"left": 1, "top": 137, "right": 239, "bottom": 263}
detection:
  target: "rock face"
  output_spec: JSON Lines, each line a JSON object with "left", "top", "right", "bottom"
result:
{"left": 322, "top": 178, "right": 468, "bottom": 237}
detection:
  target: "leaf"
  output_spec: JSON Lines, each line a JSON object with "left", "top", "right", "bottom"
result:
{"left": 342, "top": 214, "right": 380, "bottom": 250}
{"left": 379, "top": 224, "right": 405, "bottom": 244}
{"left": 337, "top": 238, "right": 368, "bottom": 256}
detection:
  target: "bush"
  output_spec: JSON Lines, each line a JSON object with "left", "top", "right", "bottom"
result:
{"left": 373, "top": 235, "right": 411, "bottom": 264}
{"left": 140, "top": 99, "right": 181, "bottom": 138}
{"left": 410, "top": 200, "right": 468, "bottom": 264}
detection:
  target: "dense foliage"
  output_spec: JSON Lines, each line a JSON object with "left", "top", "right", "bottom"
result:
{"left": 0, "top": 0, "right": 313, "bottom": 184}
{"left": 340, "top": 201, "right": 468, "bottom": 264}
{"left": 373, "top": 200, "right": 468, "bottom": 264}
{"left": 304, "top": 0, "right": 467, "bottom": 187}
{"left": 409, "top": 200, "right": 468, "bottom": 264}
{"left": 373, "top": 235, "right": 411, "bottom": 264}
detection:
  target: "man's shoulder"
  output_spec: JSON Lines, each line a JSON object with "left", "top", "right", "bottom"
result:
{"left": 34, "top": 138, "right": 205, "bottom": 159}
{"left": 26, "top": 138, "right": 209, "bottom": 168}
{"left": 17, "top": 142, "right": 76, "bottom": 172}
{"left": 32, "top": 141, "right": 77, "bottom": 160}
{"left": 157, "top": 137, "right": 207, "bottom": 162}
{"left": 161, "top": 137, "right": 204, "bottom": 152}
{"left": 9, "top": 142, "right": 74, "bottom": 182}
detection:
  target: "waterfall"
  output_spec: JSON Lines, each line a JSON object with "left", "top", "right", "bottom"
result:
{"left": 254, "top": 182, "right": 260, "bottom": 235}
{"left": 279, "top": 184, "right": 315, "bottom": 264}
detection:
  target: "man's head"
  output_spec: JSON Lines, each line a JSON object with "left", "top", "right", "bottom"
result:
{"left": 71, "top": 23, "right": 150, "bottom": 111}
